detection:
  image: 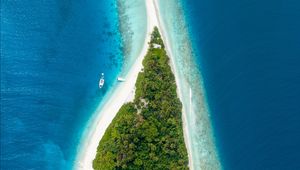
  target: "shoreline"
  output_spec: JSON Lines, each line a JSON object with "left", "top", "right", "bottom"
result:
{"left": 75, "top": 0, "right": 169, "bottom": 169}
{"left": 152, "top": 1, "right": 194, "bottom": 169}
{"left": 155, "top": 0, "right": 221, "bottom": 169}
{"left": 117, "top": 0, "right": 147, "bottom": 77}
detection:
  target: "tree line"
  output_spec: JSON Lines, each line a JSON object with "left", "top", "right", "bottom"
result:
{"left": 93, "top": 27, "right": 189, "bottom": 170}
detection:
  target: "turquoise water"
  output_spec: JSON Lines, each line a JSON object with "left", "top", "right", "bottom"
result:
{"left": 117, "top": 0, "right": 147, "bottom": 77}
{"left": 157, "top": 0, "right": 220, "bottom": 169}
{"left": 75, "top": 0, "right": 147, "bottom": 166}
{"left": 4, "top": 0, "right": 298, "bottom": 169}
{"left": 1, "top": 0, "right": 123, "bottom": 169}
{"left": 1, "top": 0, "right": 147, "bottom": 169}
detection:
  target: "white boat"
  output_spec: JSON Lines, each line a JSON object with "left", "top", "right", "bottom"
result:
{"left": 99, "top": 73, "right": 104, "bottom": 88}
{"left": 117, "top": 77, "right": 126, "bottom": 82}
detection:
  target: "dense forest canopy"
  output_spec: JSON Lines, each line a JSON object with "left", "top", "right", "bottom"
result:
{"left": 93, "top": 27, "right": 188, "bottom": 170}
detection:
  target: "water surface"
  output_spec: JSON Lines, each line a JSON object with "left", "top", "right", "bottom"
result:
{"left": 182, "top": 0, "right": 300, "bottom": 169}
{"left": 1, "top": 0, "right": 122, "bottom": 169}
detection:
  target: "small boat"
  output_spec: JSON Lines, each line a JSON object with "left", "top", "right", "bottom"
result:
{"left": 117, "top": 77, "right": 126, "bottom": 82}
{"left": 99, "top": 73, "right": 105, "bottom": 88}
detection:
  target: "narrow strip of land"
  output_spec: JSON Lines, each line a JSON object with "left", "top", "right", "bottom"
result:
{"left": 152, "top": 0, "right": 194, "bottom": 169}
{"left": 76, "top": 1, "right": 159, "bottom": 169}
{"left": 76, "top": 0, "right": 193, "bottom": 169}
{"left": 94, "top": 26, "right": 189, "bottom": 169}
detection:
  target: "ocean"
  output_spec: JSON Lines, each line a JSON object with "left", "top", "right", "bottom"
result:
{"left": 1, "top": 0, "right": 123, "bottom": 169}
{"left": 157, "top": 0, "right": 220, "bottom": 169}
{"left": 2, "top": 0, "right": 300, "bottom": 169}
{"left": 1, "top": 0, "right": 147, "bottom": 169}
{"left": 181, "top": 0, "right": 300, "bottom": 169}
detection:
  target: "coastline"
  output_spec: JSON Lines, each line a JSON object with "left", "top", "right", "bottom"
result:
{"left": 155, "top": 0, "right": 221, "bottom": 169}
{"left": 117, "top": 0, "right": 147, "bottom": 77}
{"left": 75, "top": 0, "right": 169, "bottom": 169}
{"left": 152, "top": 0, "right": 194, "bottom": 169}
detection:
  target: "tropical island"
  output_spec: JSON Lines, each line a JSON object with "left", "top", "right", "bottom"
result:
{"left": 93, "top": 27, "right": 189, "bottom": 169}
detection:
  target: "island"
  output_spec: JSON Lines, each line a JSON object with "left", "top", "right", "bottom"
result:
{"left": 93, "top": 27, "right": 189, "bottom": 169}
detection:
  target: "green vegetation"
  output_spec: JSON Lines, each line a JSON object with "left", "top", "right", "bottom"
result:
{"left": 93, "top": 27, "right": 189, "bottom": 170}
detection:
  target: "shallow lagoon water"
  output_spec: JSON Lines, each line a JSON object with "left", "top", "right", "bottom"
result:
{"left": 3, "top": 0, "right": 299, "bottom": 169}
{"left": 157, "top": 0, "right": 221, "bottom": 169}
{"left": 117, "top": 0, "right": 147, "bottom": 77}
{"left": 1, "top": 0, "right": 123, "bottom": 169}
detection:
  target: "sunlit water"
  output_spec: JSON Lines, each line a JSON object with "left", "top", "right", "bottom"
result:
{"left": 1, "top": 0, "right": 123, "bottom": 169}
{"left": 117, "top": 0, "right": 147, "bottom": 77}
{"left": 157, "top": 0, "right": 221, "bottom": 169}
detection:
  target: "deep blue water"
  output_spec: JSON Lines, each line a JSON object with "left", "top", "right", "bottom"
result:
{"left": 1, "top": 0, "right": 122, "bottom": 169}
{"left": 183, "top": 0, "right": 300, "bottom": 169}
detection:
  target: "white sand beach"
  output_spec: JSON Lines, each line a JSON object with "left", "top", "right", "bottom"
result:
{"left": 75, "top": 0, "right": 193, "bottom": 169}
{"left": 152, "top": 1, "right": 194, "bottom": 169}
